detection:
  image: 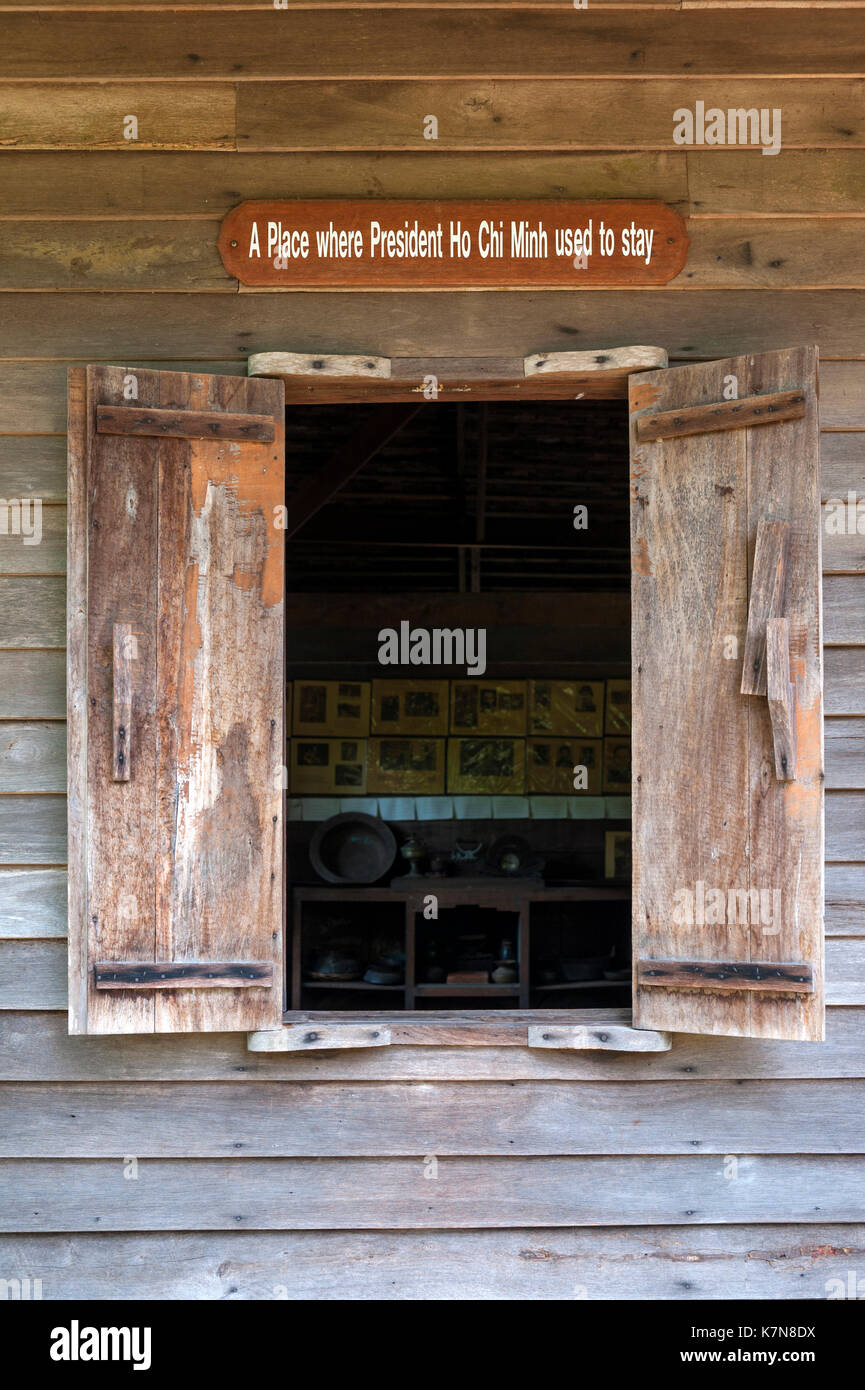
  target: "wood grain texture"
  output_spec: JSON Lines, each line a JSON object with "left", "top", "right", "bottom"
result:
{"left": 630, "top": 348, "right": 823, "bottom": 1040}
{"left": 70, "top": 367, "right": 285, "bottom": 1034}
{"left": 7, "top": 1007, "right": 865, "bottom": 1082}
{"left": 0, "top": 1225, "right": 860, "bottom": 1300}
{"left": 0, "top": 83, "right": 235, "bottom": 150}
{"left": 825, "top": 721, "right": 865, "bottom": 789}
{"left": 2, "top": 1154, "right": 865, "bottom": 1234}
{"left": 0, "top": 505, "right": 64, "bottom": 576}
{"left": 637, "top": 959, "right": 813, "bottom": 993}
{"left": 0, "top": 577, "right": 64, "bottom": 646}
{"left": 0, "top": 223, "right": 228, "bottom": 291}
{"left": 0, "top": 151, "right": 689, "bottom": 219}
{"left": 4, "top": 1078, "right": 865, "bottom": 1156}
{"left": 766, "top": 617, "right": 798, "bottom": 780}
{"left": 0, "top": 798, "right": 66, "bottom": 865}
{"left": 527, "top": 1023, "right": 671, "bottom": 1050}
{"left": 237, "top": 79, "right": 865, "bottom": 153}
{"left": 94, "top": 961, "right": 274, "bottom": 990}
{"left": 250, "top": 1024, "right": 392, "bottom": 1051}
{"left": 824, "top": 577, "right": 865, "bottom": 642}
{"left": 0, "top": 654, "right": 66, "bottom": 719}
{"left": 2, "top": 12, "right": 860, "bottom": 81}
{"left": 0, "top": 723, "right": 66, "bottom": 793}
{"left": 0, "top": 440, "right": 66, "bottom": 504}
{"left": 0, "top": 872, "right": 67, "bottom": 939}
{"left": 6, "top": 293, "right": 865, "bottom": 360}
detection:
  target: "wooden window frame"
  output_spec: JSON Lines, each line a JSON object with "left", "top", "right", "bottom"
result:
{"left": 249, "top": 345, "right": 671, "bottom": 1053}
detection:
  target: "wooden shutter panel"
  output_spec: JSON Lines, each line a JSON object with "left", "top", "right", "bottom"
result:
{"left": 67, "top": 366, "right": 285, "bottom": 1034}
{"left": 629, "top": 347, "right": 823, "bottom": 1041}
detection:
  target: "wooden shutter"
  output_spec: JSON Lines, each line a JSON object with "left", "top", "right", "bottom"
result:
{"left": 67, "top": 367, "right": 285, "bottom": 1034}
{"left": 629, "top": 347, "right": 823, "bottom": 1041}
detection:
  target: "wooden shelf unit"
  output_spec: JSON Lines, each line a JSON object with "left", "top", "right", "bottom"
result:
{"left": 289, "top": 880, "right": 630, "bottom": 1011}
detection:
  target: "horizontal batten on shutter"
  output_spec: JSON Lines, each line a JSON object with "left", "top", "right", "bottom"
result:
{"left": 94, "top": 962, "right": 274, "bottom": 990}
{"left": 635, "top": 389, "right": 807, "bottom": 443}
{"left": 637, "top": 960, "right": 814, "bottom": 994}
{"left": 96, "top": 404, "right": 275, "bottom": 444}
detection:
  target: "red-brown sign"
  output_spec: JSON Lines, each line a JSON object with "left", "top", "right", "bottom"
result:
{"left": 218, "top": 199, "right": 688, "bottom": 289}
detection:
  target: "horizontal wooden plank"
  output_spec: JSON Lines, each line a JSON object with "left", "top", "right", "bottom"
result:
{"left": 6, "top": 12, "right": 865, "bottom": 81}
{"left": 819, "top": 363, "right": 865, "bottom": 430}
{"left": 0, "top": 800, "right": 65, "bottom": 867}
{"left": 238, "top": 79, "right": 865, "bottom": 154}
{"left": 0, "top": 652, "right": 65, "bottom": 719}
{"left": 5, "top": 1007, "right": 865, "bottom": 1082}
{"left": 825, "top": 719, "right": 865, "bottom": 790}
{"left": 0, "top": 151, "right": 689, "bottom": 220}
{"left": 0, "top": 578, "right": 64, "bottom": 646}
{"left": 4, "top": 1077, "right": 865, "bottom": 1156}
{"left": 0, "top": 941, "right": 67, "bottom": 1010}
{"left": 0, "top": 506, "right": 64, "bottom": 577}
{"left": 2, "top": 1154, "right": 864, "bottom": 1234}
{"left": 637, "top": 960, "right": 814, "bottom": 993}
{"left": 0, "top": 872, "right": 66, "bottom": 939}
{"left": 0, "top": 439, "right": 67, "bottom": 503}
{"left": 0, "top": 82, "right": 234, "bottom": 150}
{"left": 3, "top": 292, "right": 865, "bottom": 362}
{"left": 0, "top": 723, "right": 65, "bottom": 794}
{"left": 0, "top": 1225, "right": 860, "bottom": 1300}
{"left": 0, "top": 223, "right": 228, "bottom": 293}
{"left": 251, "top": 1024, "right": 392, "bottom": 1051}
{"left": 826, "top": 648, "right": 865, "bottom": 716}
{"left": 3, "top": 13, "right": 860, "bottom": 81}
{"left": 824, "top": 577, "right": 865, "bottom": 643}
{"left": 0, "top": 360, "right": 243, "bottom": 434}
{"left": 821, "top": 434, "right": 865, "bottom": 505}
{"left": 826, "top": 864, "right": 865, "bottom": 935}
{"left": 690, "top": 149, "right": 865, "bottom": 215}
{"left": 828, "top": 794, "right": 865, "bottom": 863}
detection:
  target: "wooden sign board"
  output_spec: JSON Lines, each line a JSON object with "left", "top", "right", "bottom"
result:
{"left": 218, "top": 199, "right": 688, "bottom": 289}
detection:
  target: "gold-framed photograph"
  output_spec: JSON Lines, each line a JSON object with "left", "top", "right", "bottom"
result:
{"left": 527, "top": 737, "right": 602, "bottom": 795}
{"left": 529, "top": 680, "right": 605, "bottom": 737}
{"left": 368, "top": 737, "right": 445, "bottom": 795}
{"left": 450, "top": 680, "right": 527, "bottom": 735}
{"left": 371, "top": 680, "right": 449, "bottom": 736}
{"left": 292, "top": 680, "right": 371, "bottom": 737}
{"left": 289, "top": 738, "right": 368, "bottom": 794}
{"left": 447, "top": 737, "right": 526, "bottom": 795}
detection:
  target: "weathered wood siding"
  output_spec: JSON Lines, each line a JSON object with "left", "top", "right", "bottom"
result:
{"left": 2, "top": 0, "right": 865, "bottom": 1299}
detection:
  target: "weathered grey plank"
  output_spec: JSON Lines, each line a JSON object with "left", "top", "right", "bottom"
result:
{"left": 2, "top": 1154, "right": 864, "bottom": 1233}
{"left": 0, "top": 577, "right": 64, "bottom": 646}
{"left": 819, "top": 362, "right": 865, "bottom": 431}
{"left": 825, "top": 720, "right": 865, "bottom": 789}
{"left": 826, "top": 864, "right": 865, "bottom": 936}
{"left": 0, "top": 872, "right": 66, "bottom": 939}
{"left": 5, "top": 1011, "right": 865, "bottom": 1084}
{"left": 0, "top": 506, "right": 64, "bottom": 577}
{"left": 0, "top": 438, "right": 67, "bottom": 502}
{"left": 0, "top": 1225, "right": 860, "bottom": 1300}
{"left": 0, "top": 652, "right": 65, "bottom": 719}
{"left": 5, "top": 293, "right": 865, "bottom": 362}
{"left": 0, "top": 723, "right": 66, "bottom": 793}
{"left": 821, "top": 432, "right": 865, "bottom": 503}
{"left": 0, "top": 799, "right": 66, "bottom": 864}
{"left": 0, "top": 941, "right": 67, "bottom": 1010}
{"left": 825, "top": 648, "right": 865, "bottom": 716}
{"left": 0, "top": 82, "right": 235, "bottom": 150}
{"left": 4, "top": 1007, "right": 865, "bottom": 1082}
{"left": 827, "top": 793, "right": 865, "bottom": 862}
{"left": 824, "top": 577, "right": 865, "bottom": 643}
{"left": 3, "top": 1078, "right": 865, "bottom": 1156}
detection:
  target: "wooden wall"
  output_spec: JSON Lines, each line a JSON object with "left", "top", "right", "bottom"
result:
{"left": 2, "top": 0, "right": 865, "bottom": 1300}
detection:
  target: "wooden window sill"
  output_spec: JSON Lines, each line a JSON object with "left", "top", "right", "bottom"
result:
{"left": 247, "top": 1011, "right": 671, "bottom": 1053}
